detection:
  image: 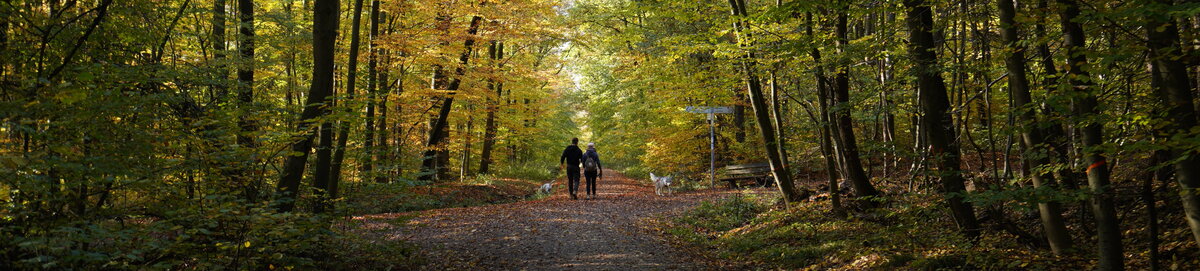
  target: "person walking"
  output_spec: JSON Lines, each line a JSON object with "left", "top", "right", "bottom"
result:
{"left": 559, "top": 138, "right": 584, "bottom": 200}
{"left": 582, "top": 143, "right": 603, "bottom": 199}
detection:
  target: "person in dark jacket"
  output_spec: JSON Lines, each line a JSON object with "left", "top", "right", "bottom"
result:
{"left": 582, "top": 143, "right": 603, "bottom": 199}
{"left": 560, "top": 138, "right": 584, "bottom": 200}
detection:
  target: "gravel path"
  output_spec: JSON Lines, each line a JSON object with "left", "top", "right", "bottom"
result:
{"left": 357, "top": 169, "right": 744, "bottom": 270}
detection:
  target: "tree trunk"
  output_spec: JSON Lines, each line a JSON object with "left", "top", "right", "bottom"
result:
{"left": 904, "top": 0, "right": 981, "bottom": 238}
{"left": 330, "top": 0, "right": 366, "bottom": 191}
{"left": 376, "top": 46, "right": 390, "bottom": 183}
{"left": 480, "top": 41, "right": 503, "bottom": 174}
{"left": 1057, "top": 0, "right": 1123, "bottom": 269}
{"left": 770, "top": 70, "right": 790, "bottom": 177}
{"left": 734, "top": 94, "right": 746, "bottom": 143}
{"left": 461, "top": 107, "right": 474, "bottom": 178}
{"left": 362, "top": 0, "right": 382, "bottom": 180}
{"left": 807, "top": 12, "right": 841, "bottom": 213}
{"left": 235, "top": 0, "right": 259, "bottom": 202}
{"left": 998, "top": 0, "right": 1073, "bottom": 253}
{"left": 1035, "top": 0, "right": 1077, "bottom": 191}
{"left": 833, "top": 10, "right": 880, "bottom": 198}
{"left": 276, "top": 0, "right": 339, "bottom": 212}
{"left": 419, "top": 16, "right": 483, "bottom": 182}
{"left": 211, "top": 0, "right": 227, "bottom": 99}
{"left": 1146, "top": 0, "right": 1200, "bottom": 246}
{"left": 726, "top": 0, "right": 803, "bottom": 203}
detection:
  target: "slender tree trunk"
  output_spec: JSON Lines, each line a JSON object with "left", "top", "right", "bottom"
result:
{"left": 734, "top": 94, "right": 746, "bottom": 143}
{"left": 770, "top": 70, "right": 790, "bottom": 176}
{"left": 480, "top": 41, "right": 503, "bottom": 174}
{"left": 808, "top": 12, "right": 841, "bottom": 213}
{"left": 235, "top": 0, "right": 259, "bottom": 202}
{"left": 461, "top": 107, "right": 473, "bottom": 178}
{"left": 834, "top": 9, "right": 880, "bottom": 198}
{"left": 904, "top": 0, "right": 981, "bottom": 238}
{"left": 276, "top": 0, "right": 339, "bottom": 212}
{"left": 330, "top": 0, "right": 366, "bottom": 192}
{"left": 726, "top": 0, "right": 803, "bottom": 203}
{"left": 1146, "top": 0, "right": 1200, "bottom": 246}
{"left": 376, "top": 48, "right": 390, "bottom": 183}
{"left": 419, "top": 16, "right": 483, "bottom": 182}
{"left": 998, "top": 0, "right": 1073, "bottom": 253}
{"left": 1035, "top": 0, "right": 1077, "bottom": 191}
{"left": 211, "top": 0, "right": 227, "bottom": 99}
{"left": 1057, "top": 0, "right": 1123, "bottom": 268}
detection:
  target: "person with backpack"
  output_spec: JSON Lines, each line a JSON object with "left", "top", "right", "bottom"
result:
{"left": 582, "top": 142, "right": 603, "bottom": 200}
{"left": 559, "top": 138, "right": 584, "bottom": 200}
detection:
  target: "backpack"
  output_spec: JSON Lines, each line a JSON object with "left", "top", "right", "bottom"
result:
{"left": 583, "top": 154, "right": 599, "bottom": 172}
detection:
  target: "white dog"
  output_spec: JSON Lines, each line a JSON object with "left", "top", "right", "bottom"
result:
{"left": 538, "top": 181, "right": 554, "bottom": 195}
{"left": 651, "top": 173, "right": 673, "bottom": 196}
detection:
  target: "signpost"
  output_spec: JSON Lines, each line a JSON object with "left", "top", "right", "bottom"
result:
{"left": 686, "top": 106, "right": 733, "bottom": 187}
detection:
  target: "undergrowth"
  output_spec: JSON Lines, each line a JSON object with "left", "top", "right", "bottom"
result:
{"left": 658, "top": 193, "right": 1190, "bottom": 270}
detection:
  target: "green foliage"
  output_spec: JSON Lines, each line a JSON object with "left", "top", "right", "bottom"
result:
{"left": 1, "top": 198, "right": 331, "bottom": 269}
{"left": 494, "top": 161, "right": 560, "bottom": 182}
{"left": 675, "top": 194, "right": 766, "bottom": 232}
{"left": 659, "top": 193, "right": 1081, "bottom": 270}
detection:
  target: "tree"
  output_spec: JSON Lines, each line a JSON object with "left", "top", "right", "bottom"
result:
{"left": 480, "top": 40, "right": 504, "bottom": 174}
{"left": 807, "top": 11, "right": 842, "bottom": 213}
{"left": 418, "top": 15, "right": 483, "bottom": 182}
{"left": 832, "top": 6, "right": 879, "bottom": 198}
{"left": 1057, "top": 0, "right": 1123, "bottom": 268}
{"left": 1145, "top": 0, "right": 1200, "bottom": 247}
{"left": 997, "top": 0, "right": 1073, "bottom": 253}
{"left": 331, "top": 0, "right": 367, "bottom": 191}
{"left": 726, "top": 0, "right": 804, "bottom": 203}
{"left": 277, "top": 0, "right": 339, "bottom": 213}
{"left": 903, "top": 0, "right": 980, "bottom": 238}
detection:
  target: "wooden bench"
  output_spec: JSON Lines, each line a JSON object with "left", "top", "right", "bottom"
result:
{"left": 720, "top": 163, "right": 773, "bottom": 188}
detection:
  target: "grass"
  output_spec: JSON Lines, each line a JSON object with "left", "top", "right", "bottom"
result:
{"left": 657, "top": 193, "right": 1124, "bottom": 270}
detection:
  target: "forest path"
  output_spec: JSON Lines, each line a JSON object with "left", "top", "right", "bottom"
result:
{"left": 356, "top": 169, "right": 745, "bottom": 270}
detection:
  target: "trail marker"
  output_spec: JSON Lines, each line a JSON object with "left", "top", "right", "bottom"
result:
{"left": 686, "top": 106, "right": 733, "bottom": 187}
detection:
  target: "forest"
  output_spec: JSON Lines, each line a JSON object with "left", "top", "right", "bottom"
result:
{"left": 2, "top": 0, "right": 1200, "bottom": 270}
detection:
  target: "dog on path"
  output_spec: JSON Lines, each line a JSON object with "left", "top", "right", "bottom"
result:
{"left": 650, "top": 173, "right": 673, "bottom": 196}
{"left": 538, "top": 181, "right": 554, "bottom": 195}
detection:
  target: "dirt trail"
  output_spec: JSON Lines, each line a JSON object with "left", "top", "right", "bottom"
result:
{"left": 357, "top": 169, "right": 744, "bottom": 270}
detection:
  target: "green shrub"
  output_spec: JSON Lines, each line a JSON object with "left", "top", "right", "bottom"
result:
{"left": 1, "top": 197, "right": 330, "bottom": 270}
{"left": 494, "top": 161, "right": 559, "bottom": 181}
{"left": 676, "top": 195, "right": 765, "bottom": 232}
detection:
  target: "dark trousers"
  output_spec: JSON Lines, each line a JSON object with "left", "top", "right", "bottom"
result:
{"left": 567, "top": 167, "right": 581, "bottom": 197}
{"left": 585, "top": 170, "right": 599, "bottom": 195}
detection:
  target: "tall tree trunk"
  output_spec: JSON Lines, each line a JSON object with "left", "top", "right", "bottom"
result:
{"left": 998, "top": 0, "right": 1072, "bottom": 253}
{"left": 770, "top": 70, "right": 790, "bottom": 176}
{"left": 808, "top": 12, "right": 841, "bottom": 213}
{"left": 480, "top": 41, "right": 503, "bottom": 174}
{"left": 1146, "top": 0, "right": 1200, "bottom": 246}
{"left": 276, "top": 0, "right": 339, "bottom": 213}
{"left": 734, "top": 94, "right": 746, "bottom": 143}
{"left": 235, "top": 0, "right": 259, "bottom": 202}
{"left": 330, "top": 0, "right": 366, "bottom": 192}
{"left": 419, "top": 16, "right": 483, "bottom": 182}
{"left": 1057, "top": 0, "right": 1123, "bottom": 268}
{"left": 461, "top": 107, "right": 473, "bottom": 178}
{"left": 726, "top": 0, "right": 803, "bottom": 203}
{"left": 1035, "top": 0, "right": 1077, "bottom": 191}
{"left": 833, "top": 9, "right": 880, "bottom": 198}
{"left": 904, "top": 0, "right": 981, "bottom": 238}
{"left": 376, "top": 46, "right": 390, "bottom": 183}
{"left": 211, "top": 0, "right": 227, "bottom": 99}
